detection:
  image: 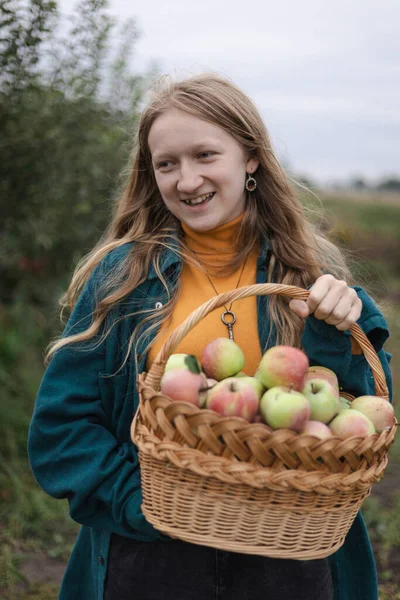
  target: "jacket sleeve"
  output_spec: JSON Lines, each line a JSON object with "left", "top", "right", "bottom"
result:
{"left": 27, "top": 261, "right": 162, "bottom": 539}
{"left": 301, "top": 286, "right": 393, "bottom": 402}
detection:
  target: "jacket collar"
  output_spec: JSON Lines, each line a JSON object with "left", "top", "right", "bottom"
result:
{"left": 147, "top": 235, "right": 271, "bottom": 280}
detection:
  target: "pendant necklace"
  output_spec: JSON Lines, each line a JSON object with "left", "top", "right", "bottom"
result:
{"left": 197, "top": 255, "right": 248, "bottom": 342}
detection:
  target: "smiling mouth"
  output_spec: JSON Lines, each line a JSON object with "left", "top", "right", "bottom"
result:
{"left": 182, "top": 192, "right": 215, "bottom": 206}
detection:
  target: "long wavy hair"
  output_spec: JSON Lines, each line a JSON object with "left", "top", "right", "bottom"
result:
{"left": 45, "top": 73, "right": 352, "bottom": 370}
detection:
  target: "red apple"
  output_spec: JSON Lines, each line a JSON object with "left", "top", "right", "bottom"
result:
{"left": 206, "top": 377, "right": 260, "bottom": 422}
{"left": 329, "top": 409, "right": 375, "bottom": 439}
{"left": 260, "top": 386, "right": 311, "bottom": 432}
{"left": 201, "top": 338, "right": 245, "bottom": 381}
{"left": 256, "top": 346, "right": 309, "bottom": 391}
{"left": 160, "top": 369, "right": 208, "bottom": 406}
{"left": 301, "top": 420, "right": 333, "bottom": 440}
{"left": 237, "top": 376, "right": 265, "bottom": 400}
{"left": 304, "top": 366, "right": 339, "bottom": 395}
{"left": 350, "top": 396, "right": 395, "bottom": 433}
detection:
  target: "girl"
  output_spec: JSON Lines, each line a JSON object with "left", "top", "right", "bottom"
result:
{"left": 28, "top": 73, "right": 392, "bottom": 600}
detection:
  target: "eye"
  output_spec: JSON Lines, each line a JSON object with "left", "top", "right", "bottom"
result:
{"left": 156, "top": 160, "right": 173, "bottom": 171}
{"left": 198, "top": 151, "right": 214, "bottom": 159}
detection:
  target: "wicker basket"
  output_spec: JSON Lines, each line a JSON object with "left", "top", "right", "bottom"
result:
{"left": 131, "top": 283, "right": 397, "bottom": 560}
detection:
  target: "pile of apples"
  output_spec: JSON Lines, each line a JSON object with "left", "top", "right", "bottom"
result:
{"left": 159, "top": 338, "right": 395, "bottom": 440}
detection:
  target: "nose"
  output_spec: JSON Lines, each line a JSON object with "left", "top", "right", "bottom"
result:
{"left": 177, "top": 162, "right": 203, "bottom": 194}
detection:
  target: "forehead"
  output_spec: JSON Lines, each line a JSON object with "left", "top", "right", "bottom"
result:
{"left": 148, "top": 108, "right": 238, "bottom": 157}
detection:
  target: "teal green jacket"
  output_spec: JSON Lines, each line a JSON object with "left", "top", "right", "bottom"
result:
{"left": 28, "top": 241, "right": 392, "bottom": 600}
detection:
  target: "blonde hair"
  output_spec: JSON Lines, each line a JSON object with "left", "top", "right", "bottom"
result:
{"left": 45, "top": 73, "right": 352, "bottom": 370}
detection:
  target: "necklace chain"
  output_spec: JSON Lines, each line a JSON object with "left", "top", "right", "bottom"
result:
{"left": 193, "top": 252, "right": 248, "bottom": 341}
{"left": 203, "top": 258, "right": 248, "bottom": 312}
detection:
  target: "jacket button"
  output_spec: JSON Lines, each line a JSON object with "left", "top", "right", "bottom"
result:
{"left": 98, "top": 556, "right": 105, "bottom": 566}
{"left": 155, "top": 302, "right": 163, "bottom": 309}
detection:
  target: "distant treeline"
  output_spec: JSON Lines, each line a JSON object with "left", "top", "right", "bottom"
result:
{"left": 296, "top": 176, "right": 400, "bottom": 193}
{"left": 348, "top": 178, "right": 400, "bottom": 192}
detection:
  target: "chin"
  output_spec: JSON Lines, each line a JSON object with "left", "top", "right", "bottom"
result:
{"left": 183, "top": 215, "right": 222, "bottom": 232}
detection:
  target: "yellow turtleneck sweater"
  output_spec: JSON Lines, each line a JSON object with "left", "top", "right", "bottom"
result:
{"left": 146, "top": 212, "right": 263, "bottom": 376}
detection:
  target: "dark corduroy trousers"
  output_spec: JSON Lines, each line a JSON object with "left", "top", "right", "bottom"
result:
{"left": 104, "top": 534, "right": 334, "bottom": 600}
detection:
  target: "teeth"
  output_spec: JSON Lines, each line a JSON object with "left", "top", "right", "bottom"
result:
{"left": 184, "top": 192, "right": 214, "bottom": 205}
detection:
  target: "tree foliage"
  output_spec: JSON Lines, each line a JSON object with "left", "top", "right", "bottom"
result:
{"left": 0, "top": 0, "right": 151, "bottom": 305}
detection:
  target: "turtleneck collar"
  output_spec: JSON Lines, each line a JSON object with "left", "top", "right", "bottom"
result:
{"left": 180, "top": 211, "right": 245, "bottom": 257}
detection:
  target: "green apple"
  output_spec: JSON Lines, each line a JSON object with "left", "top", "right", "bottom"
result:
{"left": 260, "top": 386, "right": 311, "bottom": 432}
{"left": 165, "top": 354, "right": 201, "bottom": 374}
{"left": 302, "top": 379, "right": 340, "bottom": 424}
{"left": 339, "top": 396, "right": 351, "bottom": 412}
{"left": 201, "top": 338, "right": 245, "bottom": 381}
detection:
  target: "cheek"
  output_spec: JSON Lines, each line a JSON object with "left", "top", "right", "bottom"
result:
{"left": 155, "top": 174, "right": 174, "bottom": 199}
{"left": 220, "top": 165, "right": 246, "bottom": 194}
{"left": 212, "top": 164, "right": 241, "bottom": 187}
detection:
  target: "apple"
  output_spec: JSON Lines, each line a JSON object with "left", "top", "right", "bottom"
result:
{"left": 329, "top": 409, "right": 376, "bottom": 439}
{"left": 201, "top": 338, "right": 245, "bottom": 381}
{"left": 165, "top": 354, "right": 202, "bottom": 374}
{"left": 302, "top": 379, "right": 340, "bottom": 424}
{"left": 301, "top": 420, "right": 333, "bottom": 440}
{"left": 304, "top": 366, "right": 339, "bottom": 395}
{"left": 339, "top": 396, "right": 351, "bottom": 412}
{"left": 206, "top": 377, "right": 260, "bottom": 422}
{"left": 260, "top": 386, "right": 311, "bottom": 432}
{"left": 350, "top": 396, "right": 395, "bottom": 433}
{"left": 160, "top": 369, "right": 208, "bottom": 406}
{"left": 237, "top": 376, "right": 265, "bottom": 400}
{"left": 199, "top": 377, "right": 218, "bottom": 408}
{"left": 255, "top": 346, "right": 309, "bottom": 391}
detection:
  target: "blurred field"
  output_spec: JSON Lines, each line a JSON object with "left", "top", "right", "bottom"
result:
{"left": 0, "top": 191, "right": 399, "bottom": 600}
{"left": 316, "top": 192, "right": 400, "bottom": 600}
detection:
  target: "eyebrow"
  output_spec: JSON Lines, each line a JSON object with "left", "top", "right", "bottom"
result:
{"left": 152, "top": 140, "right": 224, "bottom": 162}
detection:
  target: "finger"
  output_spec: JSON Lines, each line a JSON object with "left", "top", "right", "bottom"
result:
{"left": 334, "top": 299, "right": 363, "bottom": 331}
{"left": 314, "top": 285, "right": 354, "bottom": 321}
{"left": 306, "top": 274, "right": 338, "bottom": 315}
{"left": 312, "top": 280, "right": 349, "bottom": 321}
{"left": 289, "top": 299, "right": 310, "bottom": 318}
{"left": 323, "top": 295, "right": 354, "bottom": 326}
{"left": 320, "top": 287, "right": 360, "bottom": 325}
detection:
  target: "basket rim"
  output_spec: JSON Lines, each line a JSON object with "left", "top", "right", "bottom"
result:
{"left": 134, "top": 418, "right": 398, "bottom": 474}
{"left": 132, "top": 385, "right": 398, "bottom": 493}
{"left": 134, "top": 372, "right": 397, "bottom": 459}
{"left": 135, "top": 425, "right": 393, "bottom": 493}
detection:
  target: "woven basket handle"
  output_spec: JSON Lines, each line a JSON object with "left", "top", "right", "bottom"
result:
{"left": 145, "top": 283, "right": 389, "bottom": 399}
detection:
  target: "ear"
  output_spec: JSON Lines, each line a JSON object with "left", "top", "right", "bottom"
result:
{"left": 246, "top": 157, "right": 260, "bottom": 173}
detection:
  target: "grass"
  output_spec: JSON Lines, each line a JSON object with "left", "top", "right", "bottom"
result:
{"left": 319, "top": 191, "right": 400, "bottom": 599}
{"left": 0, "top": 302, "right": 80, "bottom": 598}
{"left": 362, "top": 307, "right": 400, "bottom": 599}
{"left": 322, "top": 195, "right": 400, "bottom": 241}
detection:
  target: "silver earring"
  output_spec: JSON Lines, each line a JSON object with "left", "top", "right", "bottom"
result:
{"left": 245, "top": 172, "right": 257, "bottom": 192}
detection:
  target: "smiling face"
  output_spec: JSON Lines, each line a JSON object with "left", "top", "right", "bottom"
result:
{"left": 148, "top": 108, "right": 259, "bottom": 232}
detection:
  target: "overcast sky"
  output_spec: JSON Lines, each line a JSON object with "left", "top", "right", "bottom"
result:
{"left": 58, "top": 0, "right": 400, "bottom": 184}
